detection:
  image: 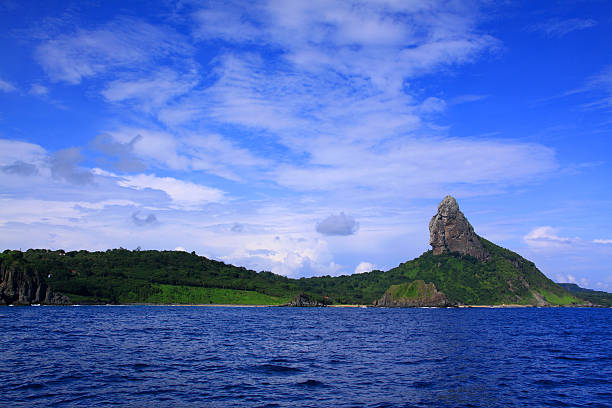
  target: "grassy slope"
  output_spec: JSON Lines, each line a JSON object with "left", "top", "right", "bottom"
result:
{"left": 133, "top": 285, "right": 289, "bottom": 305}
{"left": 386, "top": 280, "right": 436, "bottom": 301}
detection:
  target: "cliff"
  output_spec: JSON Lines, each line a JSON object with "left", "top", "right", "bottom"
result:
{"left": 286, "top": 293, "right": 326, "bottom": 307}
{"left": 0, "top": 254, "right": 70, "bottom": 305}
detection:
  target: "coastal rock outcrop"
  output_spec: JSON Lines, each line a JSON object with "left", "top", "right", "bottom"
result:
{"left": 0, "top": 257, "right": 70, "bottom": 305}
{"left": 429, "top": 195, "right": 490, "bottom": 261}
{"left": 374, "top": 280, "right": 453, "bottom": 307}
{"left": 287, "top": 293, "right": 326, "bottom": 307}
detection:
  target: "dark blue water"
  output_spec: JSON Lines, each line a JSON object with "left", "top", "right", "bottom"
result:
{"left": 1, "top": 307, "right": 611, "bottom": 407}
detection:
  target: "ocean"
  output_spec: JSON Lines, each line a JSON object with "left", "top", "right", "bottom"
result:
{"left": 1, "top": 306, "right": 611, "bottom": 407}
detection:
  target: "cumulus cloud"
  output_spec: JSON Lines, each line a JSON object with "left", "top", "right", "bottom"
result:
{"left": 555, "top": 273, "right": 590, "bottom": 288}
{"left": 51, "top": 148, "right": 93, "bottom": 184}
{"left": 354, "top": 261, "right": 375, "bottom": 274}
{"left": 0, "top": 139, "right": 47, "bottom": 166}
{"left": 222, "top": 234, "right": 342, "bottom": 278}
{"left": 132, "top": 211, "right": 158, "bottom": 226}
{"left": 316, "top": 213, "right": 359, "bottom": 236}
{"left": 116, "top": 173, "right": 225, "bottom": 208}
{"left": 1, "top": 161, "right": 39, "bottom": 176}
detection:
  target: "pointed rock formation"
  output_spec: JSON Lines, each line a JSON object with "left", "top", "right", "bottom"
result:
{"left": 429, "top": 195, "right": 490, "bottom": 262}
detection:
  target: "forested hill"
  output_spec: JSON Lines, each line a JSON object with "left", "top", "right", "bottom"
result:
{"left": 0, "top": 249, "right": 301, "bottom": 305}
{"left": 1, "top": 243, "right": 581, "bottom": 306}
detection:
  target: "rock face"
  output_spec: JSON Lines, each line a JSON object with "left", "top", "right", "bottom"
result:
{"left": 287, "top": 293, "right": 326, "bottom": 307}
{"left": 429, "top": 195, "right": 490, "bottom": 261}
{"left": 375, "top": 280, "right": 452, "bottom": 307}
{"left": 0, "top": 258, "right": 71, "bottom": 305}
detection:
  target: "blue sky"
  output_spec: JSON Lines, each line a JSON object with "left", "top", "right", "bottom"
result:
{"left": 1, "top": 0, "right": 611, "bottom": 289}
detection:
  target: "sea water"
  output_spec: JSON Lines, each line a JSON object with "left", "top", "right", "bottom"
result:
{"left": 1, "top": 306, "right": 611, "bottom": 407}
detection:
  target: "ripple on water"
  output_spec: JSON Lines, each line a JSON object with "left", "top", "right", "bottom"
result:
{"left": 0, "top": 306, "right": 611, "bottom": 408}
{"left": 296, "top": 379, "right": 326, "bottom": 387}
{"left": 251, "top": 363, "right": 304, "bottom": 375}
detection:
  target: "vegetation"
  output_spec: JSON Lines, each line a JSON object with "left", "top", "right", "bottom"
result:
{"left": 558, "top": 283, "right": 612, "bottom": 307}
{"left": 294, "top": 237, "right": 581, "bottom": 305}
{"left": 1, "top": 249, "right": 301, "bottom": 305}
{"left": 385, "top": 280, "right": 437, "bottom": 300}
{"left": 0, "top": 237, "right": 592, "bottom": 306}
{"left": 140, "top": 285, "right": 289, "bottom": 305}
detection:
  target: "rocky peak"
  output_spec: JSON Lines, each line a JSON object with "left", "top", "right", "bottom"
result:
{"left": 429, "top": 195, "right": 490, "bottom": 262}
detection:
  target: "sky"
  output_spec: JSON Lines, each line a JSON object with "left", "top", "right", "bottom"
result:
{"left": 0, "top": 0, "right": 611, "bottom": 289}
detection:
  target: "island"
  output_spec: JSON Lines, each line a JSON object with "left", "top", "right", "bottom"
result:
{"left": 1, "top": 196, "right": 610, "bottom": 307}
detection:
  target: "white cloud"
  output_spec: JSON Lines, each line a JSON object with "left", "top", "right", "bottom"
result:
{"left": 116, "top": 173, "right": 225, "bottom": 209}
{"left": 555, "top": 273, "right": 590, "bottom": 288}
{"left": 532, "top": 18, "right": 597, "bottom": 38}
{"left": 0, "top": 78, "right": 16, "bottom": 92}
{"left": 561, "top": 65, "right": 612, "bottom": 110}
{"left": 221, "top": 234, "right": 342, "bottom": 277}
{"left": 354, "top": 261, "right": 375, "bottom": 274}
{"left": 274, "top": 138, "right": 556, "bottom": 196}
{"left": 106, "top": 128, "right": 189, "bottom": 170}
{"left": 593, "top": 239, "right": 612, "bottom": 245}
{"left": 9, "top": 2, "right": 593, "bottom": 280}
{"left": 35, "top": 17, "right": 192, "bottom": 84}
{"left": 75, "top": 199, "right": 138, "bottom": 210}
{"left": 102, "top": 128, "right": 269, "bottom": 181}
{"left": 29, "top": 84, "right": 48, "bottom": 96}
{"left": 102, "top": 68, "right": 198, "bottom": 113}
{"left": 181, "top": 3, "right": 555, "bottom": 199}
{"left": 0, "top": 139, "right": 47, "bottom": 165}
{"left": 186, "top": 133, "right": 269, "bottom": 181}
{"left": 524, "top": 226, "right": 577, "bottom": 248}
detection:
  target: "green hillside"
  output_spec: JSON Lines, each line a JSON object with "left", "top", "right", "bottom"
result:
{"left": 1, "top": 240, "right": 583, "bottom": 306}
{"left": 1, "top": 249, "right": 300, "bottom": 305}
{"left": 297, "top": 237, "right": 579, "bottom": 305}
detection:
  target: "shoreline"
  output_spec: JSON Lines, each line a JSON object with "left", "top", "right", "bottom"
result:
{"left": 4, "top": 302, "right": 604, "bottom": 308}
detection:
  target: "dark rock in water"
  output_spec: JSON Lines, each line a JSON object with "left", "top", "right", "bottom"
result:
{"left": 429, "top": 195, "right": 490, "bottom": 262}
{"left": 287, "top": 293, "right": 326, "bottom": 307}
{"left": 0, "top": 258, "right": 70, "bottom": 305}
{"left": 374, "top": 280, "right": 453, "bottom": 307}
